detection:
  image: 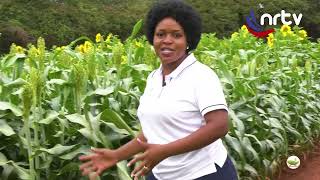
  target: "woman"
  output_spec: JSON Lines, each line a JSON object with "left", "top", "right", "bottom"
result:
{"left": 79, "top": 1, "right": 238, "bottom": 179}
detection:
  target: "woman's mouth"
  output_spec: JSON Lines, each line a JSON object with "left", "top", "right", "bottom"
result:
{"left": 160, "top": 48, "right": 174, "bottom": 56}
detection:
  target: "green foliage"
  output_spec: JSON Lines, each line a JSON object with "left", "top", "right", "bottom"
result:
{"left": 0, "top": 21, "right": 319, "bottom": 179}
{"left": 0, "top": 0, "right": 154, "bottom": 52}
{"left": 1, "top": 0, "right": 319, "bottom": 54}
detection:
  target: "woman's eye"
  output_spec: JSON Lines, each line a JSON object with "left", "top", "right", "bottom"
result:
{"left": 173, "top": 33, "right": 182, "bottom": 38}
{"left": 156, "top": 32, "right": 164, "bottom": 38}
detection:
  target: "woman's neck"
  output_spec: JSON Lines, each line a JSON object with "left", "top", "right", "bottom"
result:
{"left": 162, "top": 53, "right": 188, "bottom": 76}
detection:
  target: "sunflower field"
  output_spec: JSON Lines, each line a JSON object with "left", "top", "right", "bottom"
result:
{"left": 0, "top": 21, "right": 319, "bottom": 180}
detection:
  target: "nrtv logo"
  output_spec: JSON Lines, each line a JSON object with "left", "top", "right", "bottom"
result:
{"left": 245, "top": 9, "right": 303, "bottom": 38}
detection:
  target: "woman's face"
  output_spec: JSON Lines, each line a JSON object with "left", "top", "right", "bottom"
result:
{"left": 153, "top": 17, "right": 187, "bottom": 65}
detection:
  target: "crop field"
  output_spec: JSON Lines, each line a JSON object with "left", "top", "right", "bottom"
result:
{"left": 0, "top": 22, "right": 319, "bottom": 179}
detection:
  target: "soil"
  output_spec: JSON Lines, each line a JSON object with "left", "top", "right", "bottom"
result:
{"left": 275, "top": 142, "right": 320, "bottom": 180}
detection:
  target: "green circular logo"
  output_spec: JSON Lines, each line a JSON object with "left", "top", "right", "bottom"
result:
{"left": 286, "top": 155, "right": 300, "bottom": 169}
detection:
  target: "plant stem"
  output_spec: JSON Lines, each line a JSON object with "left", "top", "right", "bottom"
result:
{"left": 23, "top": 113, "right": 36, "bottom": 180}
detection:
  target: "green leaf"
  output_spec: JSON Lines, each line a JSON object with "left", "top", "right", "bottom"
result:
{"left": 264, "top": 118, "right": 284, "bottom": 131}
{"left": 60, "top": 146, "right": 90, "bottom": 160}
{"left": 58, "top": 117, "right": 69, "bottom": 129}
{"left": 244, "top": 164, "right": 258, "bottom": 176}
{"left": 0, "top": 160, "right": 30, "bottom": 180}
{"left": 12, "top": 88, "right": 24, "bottom": 96}
{"left": 47, "top": 79, "right": 66, "bottom": 85}
{"left": 224, "top": 134, "right": 245, "bottom": 161}
{"left": 38, "top": 144, "right": 77, "bottom": 155}
{"left": 241, "top": 137, "right": 260, "bottom": 165}
{"left": 100, "top": 109, "right": 135, "bottom": 137}
{"left": 0, "top": 102, "right": 22, "bottom": 116}
{"left": 39, "top": 110, "right": 59, "bottom": 124}
{"left": 255, "top": 107, "right": 266, "bottom": 114}
{"left": 65, "top": 114, "right": 88, "bottom": 127}
{"left": 228, "top": 109, "right": 245, "bottom": 137}
{"left": 244, "top": 134, "right": 263, "bottom": 153}
{"left": 1, "top": 164, "right": 14, "bottom": 180}
{"left": 2, "top": 54, "right": 26, "bottom": 67}
{"left": 78, "top": 128, "right": 102, "bottom": 143}
{"left": 285, "top": 125, "right": 303, "bottom": 139}
{"left": 230, "top": 99, "right": 246, "bottom": 110}
{"left": 269, "top": 87, "right": 278, "bottom": 95}
{"left": 128, "top": 19, "right": 143, "bottom": 40}
{"left": 132, "top": 64, "right": 151, "bottom": 72}
{"left": 101, "top": 122, "right": 130, "bottom": 135}
{"left": 57, "top": 162, "right": 81, "bottom": 175}
{"left": 0, "top": 152, "right": 8, "bottom": 163}
{"left": 0, "top": 119, "right": 15, "bottom": 136}
{"left": 117, "top": 161, "right": 132, "bottom": 180}
{"left": 11, "top": 162, "right": 30, "bottom": 180}
{"left": 95, "top": 87, "right": 114, "bottom": 96}
{"left": 4, "top": 78, "right": 27, "bottom": 87}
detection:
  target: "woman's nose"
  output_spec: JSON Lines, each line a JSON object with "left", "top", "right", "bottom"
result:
{"left": 162, "top": 35, "right": 173, "bottom": 44}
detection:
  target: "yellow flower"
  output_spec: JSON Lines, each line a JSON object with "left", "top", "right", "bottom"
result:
{"left": 10, "top": 44, "right": 25, "bottom": 54}
{"left": 105, "top": 33, "right": 112, "bottom": 43}
{"left": 84, "top": 41, "right": 93, "bottom": 53}
{"left": 241, "top": 25, "right": 248, "bottom": 32}
{"left": 297, "top": 30, "right": 307, "bottom": 40}
{"left": 121, "top": 55, "right": 127, "bottom": 64}
{"left": 135, "top": 41, "right": 142, "bottom": 48}
{"left": 96, "top": 33, "right": 103, "bottom": 43}
{"left": 231, "top": 32, "right": 239, "bottom": 40}
{"left": 76, "top": 44, "right": 85, "bottom": 54}
{"left": 28, "top": 45, "right": 39, "bottom": 57}
{"left": 240, "top": 25, "right": 249, "bottom": 37}
{"left": 280, "top": 25, "right": 292, "bottom": 37}
{"left": 267, "top": 33, "right": 274, "bottom": 47}
{"left": 16, "top": 46, "right": 25, "bottom": 54}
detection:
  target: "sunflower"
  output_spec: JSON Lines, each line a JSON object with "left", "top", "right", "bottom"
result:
{"left": 267, "top": 33, "right": 274, "bottom": 47}
{"left": 280, "top": 25, "right": 292, "bottom": 37}
{"left": 241, "top": 25, "right": 248, "bottom": 32}
{"left": 16, "top": 46, "right": 25, "bottom": 54}
{"left": 297, "top": 30, "right": 307, "bottom": 40}
{"left": 76, "top": 44, "right": 85, "bottom": 54}
{"left": 84, "top": 41, "right": 93, "bottom": 53}
{"left": 95, "top": 33, "right": 103, "bottom": 43}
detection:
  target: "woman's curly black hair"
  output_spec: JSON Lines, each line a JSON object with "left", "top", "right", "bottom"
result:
{"left": 145, "top": 0, "right": 202, "bottom": 53}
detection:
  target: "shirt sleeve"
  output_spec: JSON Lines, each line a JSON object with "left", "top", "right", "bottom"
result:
{"left": 194, "top": 67, "right": 228, "bottom": 116}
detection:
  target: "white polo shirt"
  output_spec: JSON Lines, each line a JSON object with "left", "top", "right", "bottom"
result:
{"left": 137, "top": 53, "right": 228, "bottom": 180}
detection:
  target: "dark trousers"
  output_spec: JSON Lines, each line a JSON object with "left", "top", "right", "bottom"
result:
{"left": 146, "top": 156, "right": 238, "bottom": 180}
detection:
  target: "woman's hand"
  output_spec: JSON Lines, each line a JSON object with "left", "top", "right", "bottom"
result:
{"left": 128, "top": 139, "right": 168, "bottom": 180}
{"left": 79, "top": 148, "right": 119, "bottom": 179}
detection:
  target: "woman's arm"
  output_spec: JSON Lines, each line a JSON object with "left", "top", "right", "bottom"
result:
{"left": 115, "top": 132, "right": 148, "bottom": 161}
{"left": 79, "top": 132, "right": 147, "bottom": 178}
{"left": 162, "top": 109, "right": 228, "bottom": 157}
